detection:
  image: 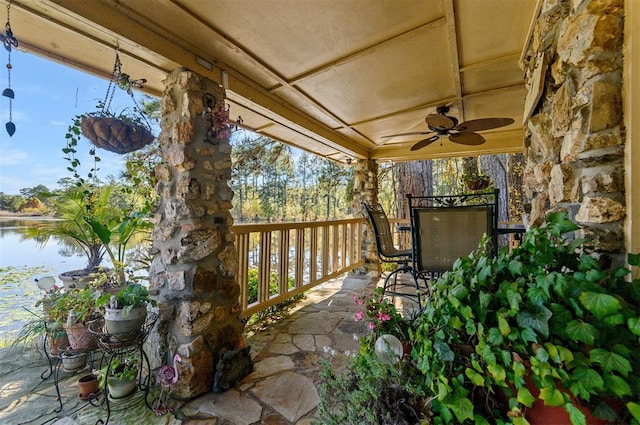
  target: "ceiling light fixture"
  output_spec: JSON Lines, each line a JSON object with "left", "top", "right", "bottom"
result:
{"left": 195, "top": 56, "right": 213, "bottom": 70}
{"left": 222, "top": 70, "right": 228, "bottom": 89}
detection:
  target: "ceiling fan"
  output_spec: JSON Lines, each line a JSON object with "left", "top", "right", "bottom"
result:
{"left": 383, "top": 105, "right": 514, "bottom": 151}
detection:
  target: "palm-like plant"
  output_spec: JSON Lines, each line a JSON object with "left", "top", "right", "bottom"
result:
{"left": 21, "top": 185, "right": 118, "bottom": 270}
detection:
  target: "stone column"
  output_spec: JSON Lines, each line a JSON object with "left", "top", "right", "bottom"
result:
{"left": 521, "top": 0, "right": 625, "bottom": 259}
{"left": 149, "top": 68, "right": 242, "bottom": 398}
{"left": 352, "top": 158, "right": 380, "bottom": 275}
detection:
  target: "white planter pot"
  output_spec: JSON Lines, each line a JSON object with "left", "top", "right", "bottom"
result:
{"left": 61, "top": 352, "right": 87, "bottom": 372}
{"left": 103, "top": 306, "right": 147, "bottom": 334}
{"left": 107, "top": 377, "right": 137, "bottom": 399}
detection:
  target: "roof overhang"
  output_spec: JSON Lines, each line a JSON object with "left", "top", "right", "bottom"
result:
{"left": 3, "top": 0, "right": 538, "bottom": 163}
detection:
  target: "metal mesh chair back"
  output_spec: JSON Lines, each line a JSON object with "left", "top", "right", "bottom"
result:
{"left": 412, "top": 206, "right": 490, "bottom": 272}
{"left": 407, "top": 189, "right": 498, "bottom": 275}
{"left": 362, "top": 202, "right": 410, "bottom": 261}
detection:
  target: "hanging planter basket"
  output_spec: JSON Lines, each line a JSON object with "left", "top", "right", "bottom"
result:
{"left": 81, "top": 116, "right": 154, "bottom": 154}
{"left": 80, "top": 49, "right": 154, "bottom": 155}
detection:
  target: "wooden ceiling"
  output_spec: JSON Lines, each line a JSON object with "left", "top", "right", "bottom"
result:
{"left": 4, "top": 0, "right": 538, "bottom": 163}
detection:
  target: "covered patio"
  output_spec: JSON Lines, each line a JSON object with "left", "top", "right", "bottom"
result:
{"left": 1, "top": 0, "right": 638, "bottom": 423}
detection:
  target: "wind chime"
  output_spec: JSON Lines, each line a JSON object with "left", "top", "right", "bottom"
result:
{"left": 1, "top": 0, "right": 17, "bottom": 137}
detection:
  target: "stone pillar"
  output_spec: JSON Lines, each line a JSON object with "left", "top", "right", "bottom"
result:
{"left": 521, "top": 0, "right": 625, "bottom": 258}
{"left": 149, "top": 68, "right": 242, "bottom": 399}
{"left": 352, "top": 158, "right": 380, "bottom": 275}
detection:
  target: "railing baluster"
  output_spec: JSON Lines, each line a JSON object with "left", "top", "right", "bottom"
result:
{"left": 237, "top": 233, "right": 250, "bottom": 310}
{"left": 310, "top": 227, "right": 318, "bottom": 282}
{"left": 259, "top": 231, "right": 271, "bottom": 303}
{"left": 295, "top": 228, "right": 305, "bottom": 288}
{"left": 331, "top": 224, "right": 340, "bottom": 273}
{"left": 321, "top": 225, "right": 329, "bottom": 277}
{"left": 279, "top": 229, "right": 290, "bottom": 296}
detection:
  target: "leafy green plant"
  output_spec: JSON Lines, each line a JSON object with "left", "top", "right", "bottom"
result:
{"left": 411, "top": 211, "right": 640, "bottom": 424}
{"left": 97, "top": 353, "right": 139, "bottom": 388}
{"left": 50, "top": 286, "right": 99, "bottom": 326}
{"left": 96, "top": 283, "right": 156, "bottom": 316}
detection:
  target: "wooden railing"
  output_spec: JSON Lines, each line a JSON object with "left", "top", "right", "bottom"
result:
{"left": 231, "top": 218, "right": 366, "bottom": 318}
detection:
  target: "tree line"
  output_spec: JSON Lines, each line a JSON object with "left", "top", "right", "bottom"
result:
{"left": 1, "top": 131, "right": 523, "bottom": 224}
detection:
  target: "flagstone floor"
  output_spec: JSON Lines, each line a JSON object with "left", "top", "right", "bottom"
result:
{"left": 0, "top": 273, "right": 381, "bottom": 425}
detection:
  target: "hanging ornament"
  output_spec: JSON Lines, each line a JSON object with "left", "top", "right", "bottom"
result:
{"left": 374, "top": 334, "right": 403, "bottom": 365}
{"left": 1, "top": 1, "right": 18, "bottom": 137}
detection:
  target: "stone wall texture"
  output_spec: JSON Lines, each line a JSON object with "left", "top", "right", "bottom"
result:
{"left": 352, "top": 159, "right": 381, "bottom": 275}
{"left": 149, "top": 68, "right": 243, "bottom": 399}
{"left": 522, "top": 0, "right": 625, "bottom": 255}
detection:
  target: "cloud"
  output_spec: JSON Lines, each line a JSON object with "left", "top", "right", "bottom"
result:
{"left": 0, "top": 109, "right": 27, "bottom": 123}
{"left": 0, "top": 148, "right": 28, "bottom": 165}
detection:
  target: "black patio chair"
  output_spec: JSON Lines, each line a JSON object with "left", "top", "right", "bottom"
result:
{"left": 407, "top": 189, "right": 498, "bottom": 289}
{"left": 362, "top": 202, "right": 423, "bottom": 305}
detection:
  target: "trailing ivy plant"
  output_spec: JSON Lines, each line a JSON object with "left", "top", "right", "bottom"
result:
{"left": 412, "top": 211, "right": 640, "bottom": 424}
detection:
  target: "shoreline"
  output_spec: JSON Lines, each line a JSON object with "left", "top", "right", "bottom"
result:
{"left": 0, "top": 212, "right": 58, "bottom": 221}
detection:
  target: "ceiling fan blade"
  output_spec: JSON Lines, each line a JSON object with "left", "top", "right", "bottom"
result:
{"left": 449, "top": 131, "right": 485, "bottom": 146}
{"left": 456, "top": 117, "right": 514, "bottom": 132}
{"left": 410, "top": 135, "right": 439, "bottom": 151}
{"left": 425, "top": 114, "right": 455, "bottom": 130}
{"left": 381, "top": 131, "right": 433, "bottom": 138}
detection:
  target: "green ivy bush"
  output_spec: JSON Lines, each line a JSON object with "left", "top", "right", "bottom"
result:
{"left": 413, "top": 211, "right": 640, "bottom": 424}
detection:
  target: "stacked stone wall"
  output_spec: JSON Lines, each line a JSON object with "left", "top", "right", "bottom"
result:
{"left": 522, "top": 0, "right": 625, "bottom": 255}
{"left": 149, "top": 69, "right": 243, "bottom": 398}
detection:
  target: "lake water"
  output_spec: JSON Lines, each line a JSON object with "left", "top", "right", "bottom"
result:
{"left": 0, "top": 217, "right": 88, "bottom": 343}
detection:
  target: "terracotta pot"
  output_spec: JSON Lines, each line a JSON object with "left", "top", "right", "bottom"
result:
{"left": 48, "top": 332, "right": 69, "bottom": 356}
{"left": 523, "top": 376, "right": 611, "bottom": 425}
{"left": 77, "top": 374, "right": 100, "bottom": 399}
{"left": 64, "top": 322, "right": 97, "bottom": 350}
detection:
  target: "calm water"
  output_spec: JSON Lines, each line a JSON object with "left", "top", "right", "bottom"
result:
{"left": 0, "top": 218, "right": 87, "bottom": 342}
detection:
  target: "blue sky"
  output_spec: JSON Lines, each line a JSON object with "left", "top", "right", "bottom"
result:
{"left": 0, "top": 51, "right": 149, "bottom": 194}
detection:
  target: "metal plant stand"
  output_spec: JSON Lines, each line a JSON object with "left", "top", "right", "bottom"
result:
{"left": 88, "top": 313, "right": 157, "bottom": 425}
{"left": 42, "top": 322, "right": 99, "bottom": 412}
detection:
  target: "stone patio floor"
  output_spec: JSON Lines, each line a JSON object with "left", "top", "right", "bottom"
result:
{"left": 0, "top": 273, "right": 380, "bottom": 425}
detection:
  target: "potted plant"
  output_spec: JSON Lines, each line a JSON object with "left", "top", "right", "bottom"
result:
{"left": 80, "top": 104, "right": 154, "bottom": 155}
{"left": 77, "top": 373, "right": 100, "bottom": 400}
{"left": 51, "top": 286, "right": 99, "bottom": 350}
{"left": 353, "top": 287, "right": 420, "bottom": 355}
{"left": 96, "top": 283, "right": 156, "bottom": 334}
{"left": 410, "top": 211, "right": 640, "bottom": 424}
{"left": 61, "top": 350, "right": 88, "bottom": 372}
{"left": 79, "top": 50, "right": 154, "bottom": 155}
{"left": 12, "top": 281, "right": 70, "bottom": 356}
{"left": 98, "top": 353, "right": 139, "bottom": 400}
{"left": 19, "top": 185, "right": 118, "bottom": 288}
{"left": 462, "top": 169, "right": 491, "bottom": 191}
{"left": 314, "top": 288, "right": 426, "bottom": 424}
